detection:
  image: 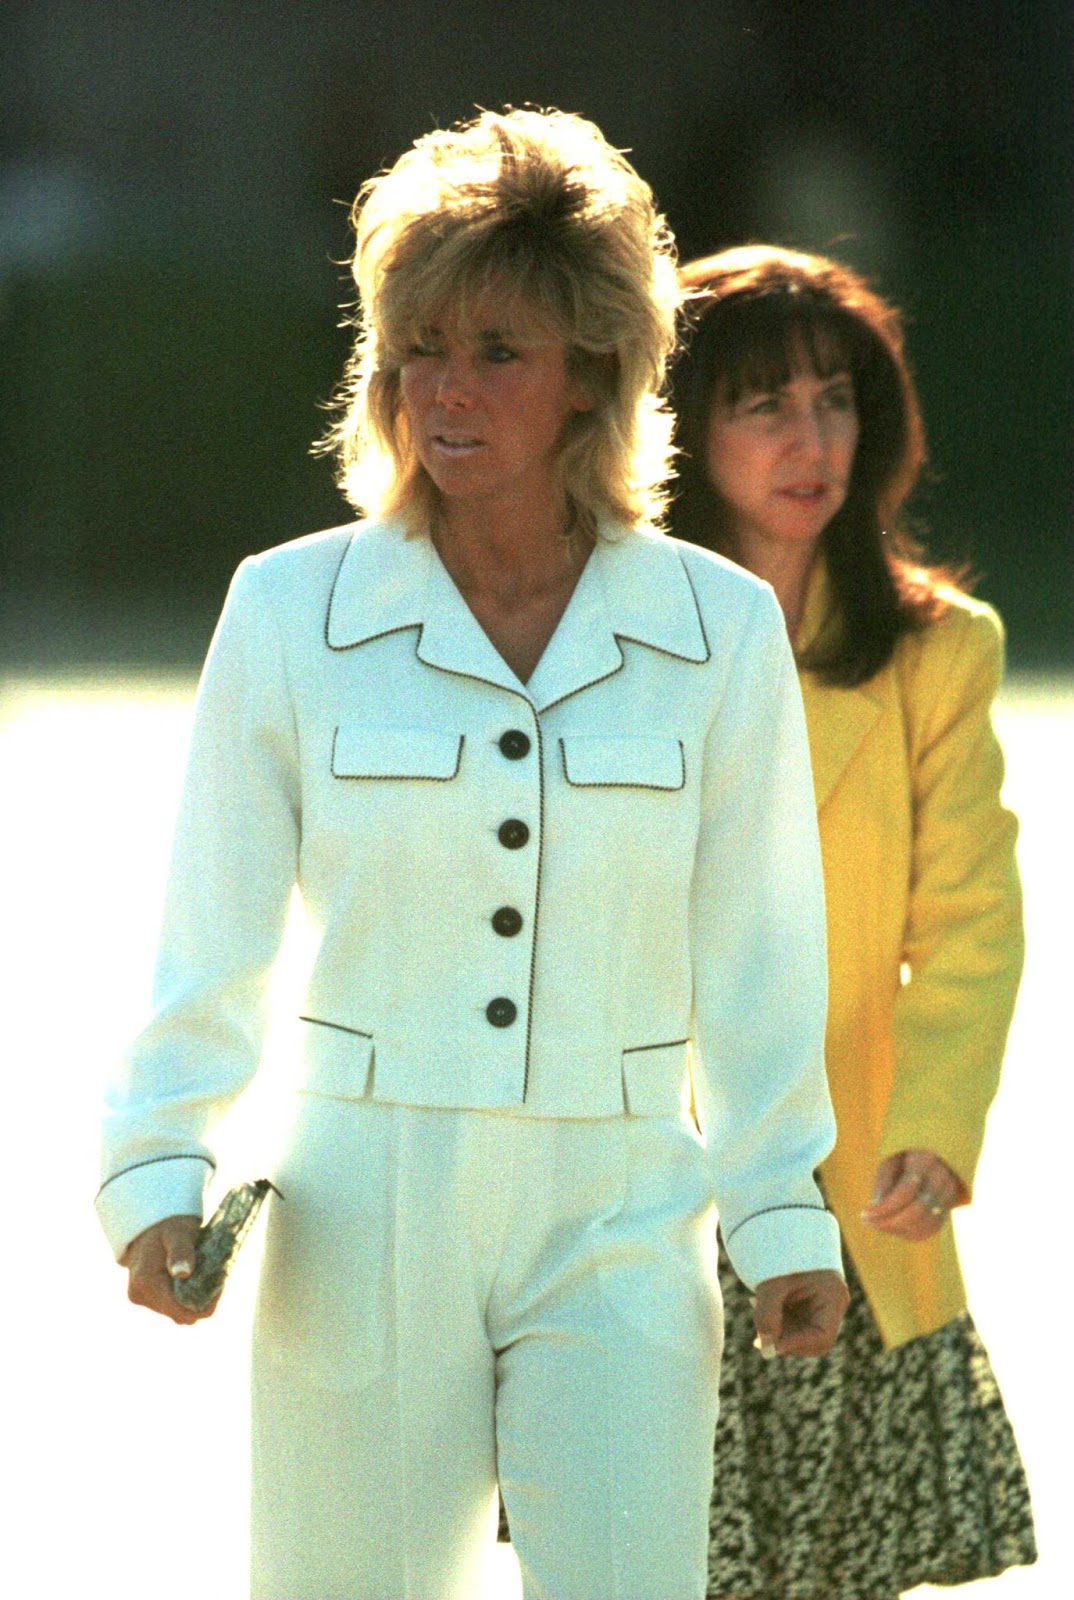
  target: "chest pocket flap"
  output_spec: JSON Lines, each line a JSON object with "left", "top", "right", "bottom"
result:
{"left": 560, "top": 734, "right": 685, "bottom": 790}
{"left": 332, "top": 724, "right": 464, "bottom": 780}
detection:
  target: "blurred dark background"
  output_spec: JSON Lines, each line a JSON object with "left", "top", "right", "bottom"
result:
{"left": 2, "top": 0, "right": 1070, "bottom": 670}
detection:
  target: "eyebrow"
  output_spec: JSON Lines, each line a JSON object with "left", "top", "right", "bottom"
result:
{"left": 749, "top": 371, "right": 854, "bottom": 393}
{"left": 419, "top": 323, "right": 543, "bottom": 348}
{"left": 420, "top": 324, "right": 516, "bottom": 338}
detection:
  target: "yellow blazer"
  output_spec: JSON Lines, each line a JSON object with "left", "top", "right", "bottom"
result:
{"left": 796, "top": 564, "right": 1023, "bottom": 1348}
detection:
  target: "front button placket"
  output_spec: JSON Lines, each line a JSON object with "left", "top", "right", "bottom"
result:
{"left": 483, "top": 704, "right": 542, "bottom": 1099}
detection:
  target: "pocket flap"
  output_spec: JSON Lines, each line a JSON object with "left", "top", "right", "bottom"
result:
{"left": 560, "top": 735, "right": 685, "bottom": 790}
{"left": 332, "top": 725, "right": 463, "bottom": 780}
{"left": 621, "top": 1038, "right": 691, "bottom": 1118}
{"left": 300, "top": 1016, "right": 375, "bottom": 1099}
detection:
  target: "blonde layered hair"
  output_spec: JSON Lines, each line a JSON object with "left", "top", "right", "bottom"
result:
{"left": 320, "top": 108, "right": 681, "bottom": 538}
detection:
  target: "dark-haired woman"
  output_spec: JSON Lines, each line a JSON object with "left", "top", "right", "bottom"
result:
{"left": 672, "top": 245, "right": 1037, "bottom": 1599}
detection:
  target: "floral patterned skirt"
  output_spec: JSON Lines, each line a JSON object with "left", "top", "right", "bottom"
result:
{"left": 708, "top": 1247, "right": 1037, "bottom": 1599}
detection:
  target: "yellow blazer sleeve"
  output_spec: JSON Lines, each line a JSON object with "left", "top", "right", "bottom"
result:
{"left": 879, "top": 600, "right": 1023, "bottom": 1196}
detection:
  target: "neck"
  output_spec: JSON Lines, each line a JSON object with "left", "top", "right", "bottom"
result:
{"left": 432, "top": 490, "right": 588, "bottom": 601}
{"left": 729, "top": 534, "right": 818, "bottom": 643}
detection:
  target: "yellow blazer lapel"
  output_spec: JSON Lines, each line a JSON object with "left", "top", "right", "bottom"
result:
{"left": 795, "top": 562, "right": 882, "bottom": 813}
{"left": 799, "top": 676, "right": 882, "bottom": 811}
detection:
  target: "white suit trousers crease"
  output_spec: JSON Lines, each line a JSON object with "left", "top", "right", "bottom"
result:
{"left": 251, "top": 1097, "right": 724, "bottom": 1599}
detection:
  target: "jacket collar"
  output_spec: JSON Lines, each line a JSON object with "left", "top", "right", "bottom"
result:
{"left": 795, "top": 560, "right": 882, "bottom": 812}
{"left": 326, "top": 519, "right": 709, "bottom": 711}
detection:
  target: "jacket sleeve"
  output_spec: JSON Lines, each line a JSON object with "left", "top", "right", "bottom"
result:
{"left": 96, "top": 558, "right": 301, "bottom": 1258}
{"left": 690, "top": 583, "right": 842, "bottom": 1289}
{"left": 879, "top": 602, "right": 1023, "bottom": 1196}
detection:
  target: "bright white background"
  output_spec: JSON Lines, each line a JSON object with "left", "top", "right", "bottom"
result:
{"left": 2, "top": 672, "right": 1069, "bottom": 1599}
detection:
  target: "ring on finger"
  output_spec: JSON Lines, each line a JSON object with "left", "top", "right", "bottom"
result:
{"left": 917, "top": 1186, "right": 946, "bottom": 1217}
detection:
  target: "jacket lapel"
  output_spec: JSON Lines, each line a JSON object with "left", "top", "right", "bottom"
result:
{"left": 326, "top": 518, "right": 428, "bottom": 647}
{"left": 795, "top": 562, "right": 882, "bottom": 812}
{"left": 326, "top": 518, "right": 526, "bottom": 695}
{"left": 523, "top": 550, "right": 624, "bottom": 709}
{"left": 527, "top": 527, "right": 710, "bottom": 710}
{"left": 326, "top": 520, "right": 709, "bottom": 707}
{"left": 415, "top": 554, "right": 529, "bottom": 696}
{"left": 799, "top": 676, "right": 882, "bottom": 812}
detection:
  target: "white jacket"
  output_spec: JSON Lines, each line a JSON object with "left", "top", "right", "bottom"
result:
{"left": 97, "top": 519, "right": 841, "bottom": 1288}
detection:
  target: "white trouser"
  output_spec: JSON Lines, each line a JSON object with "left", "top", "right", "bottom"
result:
{"left": 250, "top": 1096, "right": 723, "bottom": 1599}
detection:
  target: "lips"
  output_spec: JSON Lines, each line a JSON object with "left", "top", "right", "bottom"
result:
{"left": 780, "top": 484, "right": 828, "bottom": 500}
{"left": 431, "top": 433, "right": 485, "bottom": 455}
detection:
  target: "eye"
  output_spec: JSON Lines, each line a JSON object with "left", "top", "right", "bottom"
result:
{"left": 821, "top": 382, "right": 855, "bottom": 411}
{"left": 405, "top": 341, "right": 441, "bottom": 360}
{"left": 483, "top": 341, "right": 518, "bottom": 365}
{"left": 742, "top": 393, "right": 779, "bottom": 416}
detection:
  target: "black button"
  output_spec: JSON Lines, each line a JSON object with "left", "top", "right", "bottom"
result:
{"left": 492, "top": 906, "right": 523, "bottom": 937}
{"left": 498, "top": 819, "right": 529, "bottom": 849}
{"left": 499, "top": 729, "right": 531, "bottom": 760}
{"left": 486, "top": 997, "right": 518, "bottom": 1028}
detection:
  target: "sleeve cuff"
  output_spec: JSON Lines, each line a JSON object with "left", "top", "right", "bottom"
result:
{"left": 95, "top": 1155, "right": 213, "bottom": 1261}
{"left": 722, "top": 1203, "right": 843, "bottom": 1291}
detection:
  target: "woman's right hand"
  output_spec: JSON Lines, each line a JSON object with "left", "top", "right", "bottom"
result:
{"left": 121, "top": 1214, "right": 215, "bottom": 1325}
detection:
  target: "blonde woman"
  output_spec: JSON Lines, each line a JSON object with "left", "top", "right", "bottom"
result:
{"left": 98, "top": 117, "right": 846, "bottom": 1600}
{"left": 671, "top": 245, "right": 1036, "bottom": 1599}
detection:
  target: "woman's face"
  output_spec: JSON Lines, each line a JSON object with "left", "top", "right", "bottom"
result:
{"left": 704, "top": 362, "right": 860, "bottom": 561}
{"left": 399, "top": 287, "right": 592, "bottom": 520}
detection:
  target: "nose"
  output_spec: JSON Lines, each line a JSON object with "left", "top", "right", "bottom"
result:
{"left": 436, "top": 350, "right": 475, "bottom": 409}
{"left": 787, "top": 405, "right": 824, "bottom": 461}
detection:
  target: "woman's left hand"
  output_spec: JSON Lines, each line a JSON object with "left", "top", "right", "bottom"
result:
{"left": 752, "top": 1269, "right": 849, "bottom": 1359}
{"left": 862, "top": 1148, "right": 965, "bottom": 1240}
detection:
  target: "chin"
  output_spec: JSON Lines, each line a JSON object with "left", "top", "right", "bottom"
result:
{"left": 770, "top": 522, "right": 827, "bottom": 547}
{"left": 424, "top": 463, "right": 484, "bottom": 496}
{"left": 781, "top": 505, "right": 838, "bottom": 541}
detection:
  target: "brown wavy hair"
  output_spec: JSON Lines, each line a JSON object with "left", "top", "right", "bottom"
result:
{"left": 671, "top": 246, "right": 966, "bottom": 684}
{"left": 319, "top": 107, "right": 681, "bottom": 541}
